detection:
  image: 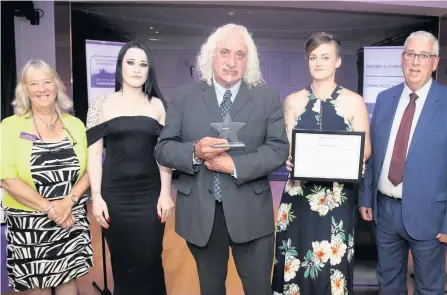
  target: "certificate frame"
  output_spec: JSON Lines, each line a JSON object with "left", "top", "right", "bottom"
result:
{"left": 291, "top": 129, "right": 365, "bottom": 183}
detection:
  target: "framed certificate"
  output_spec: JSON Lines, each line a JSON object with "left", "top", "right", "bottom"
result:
{"left": 291, "top": 129, "right": 365, "bottom": 183}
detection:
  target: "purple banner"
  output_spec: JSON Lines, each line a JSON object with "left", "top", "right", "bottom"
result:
{"left": 89, "top": 55, "right": 117, "bottom": 88}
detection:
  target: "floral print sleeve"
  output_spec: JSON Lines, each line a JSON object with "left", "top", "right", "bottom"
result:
{"left": 86, "top": 96, "right": 109, "bottom": 130}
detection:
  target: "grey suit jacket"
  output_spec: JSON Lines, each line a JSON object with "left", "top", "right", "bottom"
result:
{"left": 155, "top": 81, "right": 289, "bottom": 247}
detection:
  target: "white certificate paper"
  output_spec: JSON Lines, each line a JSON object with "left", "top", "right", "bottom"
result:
{"left": 292, "top": 130, "right": 365, "bottom": 182}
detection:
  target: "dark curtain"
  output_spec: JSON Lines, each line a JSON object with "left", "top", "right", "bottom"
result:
{"left": 1, "top": 2, "right": 18, "bottom": 120}
{"left": 71, "top": 8, "right": 128, "bottom": 124}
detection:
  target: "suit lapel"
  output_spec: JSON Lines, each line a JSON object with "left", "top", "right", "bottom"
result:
{"left": 377, "top": 84, "right": 402, "bottom": 163}
{"left": 230, "top": 82, "right": 252, "bottom": 119}
{"left": 200, "top": 82, "right": 221, "bottom": 121}
{"left": 407, "top": 82, "right": 440, "bottom": 158}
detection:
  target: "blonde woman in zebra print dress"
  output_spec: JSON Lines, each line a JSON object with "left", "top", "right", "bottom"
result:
{"left": 0, "top": 60, "right": 93, "bottom": 294}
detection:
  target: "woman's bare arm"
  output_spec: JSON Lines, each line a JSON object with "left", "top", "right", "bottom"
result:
{"left": 284, "top": 91, "right": 307, "bottom": 156}
{"left": 86, "top": 97, "right": 107, "bottom": 201}
{"left": 157, "top": 106, "right": 173, "bottom": 197}
{"left": 348, "top": 93, "right": 372, "bottom": 161}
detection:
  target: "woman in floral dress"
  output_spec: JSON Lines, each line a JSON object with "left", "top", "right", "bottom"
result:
{"left": 272, "top": 32, "right": 371, "bottom": 295}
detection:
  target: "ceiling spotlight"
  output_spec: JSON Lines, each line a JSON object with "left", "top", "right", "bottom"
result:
{"left": 228, "top": 11, "right": 234, "bottom": 16}
{"left": 150, "top": 26, "right": 154, "bottom": 30}
{"left": 249, "top": 11, "right": 251, "bottom": 14}
{"left": 156, "top": 31, "right": 159, "bottom": 34}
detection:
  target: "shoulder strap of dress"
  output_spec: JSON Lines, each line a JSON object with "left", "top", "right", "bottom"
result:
{"left": 86, "top": 95, "right": 109, "bottom": 130}
{"left": 330, "top": 85, "right": 344, "bottom": 100}
{"left": 305, "top": 85, "right": 316, "bottom": 100}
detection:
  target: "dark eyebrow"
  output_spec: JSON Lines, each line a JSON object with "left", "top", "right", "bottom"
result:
{"left": 125, "top": 58, "right": 148, "bottom": 62}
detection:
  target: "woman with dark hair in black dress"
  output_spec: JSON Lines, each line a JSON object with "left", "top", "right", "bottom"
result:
{"left": 86, "top": 40, "right": 173, "bottom": 294}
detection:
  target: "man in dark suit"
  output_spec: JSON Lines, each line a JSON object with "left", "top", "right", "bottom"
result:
{"left": 155, "top": 23, "right": 288, "bottom": 295}
{"left": 360, "top": 31, "right": 447, "bottom": 295}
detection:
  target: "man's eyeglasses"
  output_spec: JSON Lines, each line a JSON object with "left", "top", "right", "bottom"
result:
{"left": 402, "top": 52, "right": 437, "bottom": 62}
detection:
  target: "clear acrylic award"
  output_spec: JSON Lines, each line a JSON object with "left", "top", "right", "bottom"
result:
{"left": 210, "top": 113, "right": 245, "bottom": 149}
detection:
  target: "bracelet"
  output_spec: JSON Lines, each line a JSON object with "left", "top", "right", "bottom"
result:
{"left": 192, "top": 140, "right": 198, "bottom": 158}
{"left": 91, "top": 196, "right": 102, "bottom": 203}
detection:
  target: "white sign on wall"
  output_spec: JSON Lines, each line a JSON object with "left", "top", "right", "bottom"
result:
{"left": 363, "top": 46, "right": 405, "bottom": 108}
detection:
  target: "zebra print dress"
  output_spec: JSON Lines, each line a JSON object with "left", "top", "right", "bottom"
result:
{"left": 4, "top": 137, "right": 93, "bottom": 291}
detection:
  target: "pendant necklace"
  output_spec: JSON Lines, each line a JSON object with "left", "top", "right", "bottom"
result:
{"left": 33, "top": 114, "right": 59, "bottom": 131}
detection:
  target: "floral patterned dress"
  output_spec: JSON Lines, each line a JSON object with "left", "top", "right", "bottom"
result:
{"left": 272, "top": 85, "right": 355, "bottom": 295}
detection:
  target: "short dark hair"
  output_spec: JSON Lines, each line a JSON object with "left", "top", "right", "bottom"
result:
{"left": 305, "top": 32, "right": 342, "bottom": 59}
{"left": 115, "top": 40, "right": 167, "bottom": 109}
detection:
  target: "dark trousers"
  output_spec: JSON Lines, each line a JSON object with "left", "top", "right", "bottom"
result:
{"left": 187, "top": 202, "right": 274, "bottom": 295}
{"left": 376, "top": 193, "right": 446, "bottom": 295}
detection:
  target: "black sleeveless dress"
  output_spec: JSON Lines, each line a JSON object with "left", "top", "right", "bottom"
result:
{"left": 87, "top": 116, "right": 166, "bottom": 295}
{"left": 272, "top": 85, "right": 356, "bottom": 295}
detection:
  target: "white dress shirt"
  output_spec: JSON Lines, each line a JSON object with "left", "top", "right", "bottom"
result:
{"left": 213, "top": 77, "right": 241, "bottom": 106}
{"left": 378, "top": 78, "right": 432, "bottom": 198}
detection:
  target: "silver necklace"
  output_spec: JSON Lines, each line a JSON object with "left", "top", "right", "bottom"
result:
{"left": 33, "top": 114, "right": 59, "bottom": 131}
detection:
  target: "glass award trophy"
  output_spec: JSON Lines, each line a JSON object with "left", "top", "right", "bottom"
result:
{"left": 210, "top": 113, "right": 245, "bottom": 149}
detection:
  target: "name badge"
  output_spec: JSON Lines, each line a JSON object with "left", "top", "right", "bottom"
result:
{"left": 20, "top": 132, "right": 38, "bottom": 142}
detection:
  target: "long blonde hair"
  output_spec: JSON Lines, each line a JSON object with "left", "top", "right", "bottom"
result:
{"left": 196, "top": 23, "right": 263, "bottom": 87}
{"left": 12, "top": 59, "right": 72, "bottom": 116}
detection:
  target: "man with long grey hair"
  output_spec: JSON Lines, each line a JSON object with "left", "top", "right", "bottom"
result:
{"left": 156, "top": 23, "right": 288, "bottom": 294}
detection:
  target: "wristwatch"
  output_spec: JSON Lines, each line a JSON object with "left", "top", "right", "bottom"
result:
{"left": 70, "top": 194, "right": 79, "bottom": 204}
